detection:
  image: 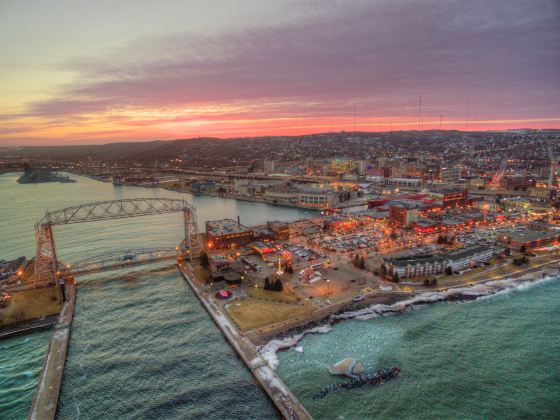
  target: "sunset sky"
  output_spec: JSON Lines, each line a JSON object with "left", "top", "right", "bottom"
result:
{"left": 1, "top": 0, "right": 559, "bottom": 145}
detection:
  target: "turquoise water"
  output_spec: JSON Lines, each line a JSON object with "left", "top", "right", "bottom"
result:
{"left": 276, "top": 279, "right": 560, "bottom": 419}
{"left": 0, "top": 172, "right": 311, "bottom": 419}
{"left": 0, "top": 331, "right": 51, "bottom": 418}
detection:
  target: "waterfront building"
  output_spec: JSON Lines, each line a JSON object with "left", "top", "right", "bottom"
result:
{"left": 264, "top": 186, "right": 338, "bottom": 207}
{"left": 267, "top": 221, "right": 290, "bottom": 240}
{"left": 384, "top": 254, "right": 447, "bottom": 278}
{"left": 234, "top": 179, "right": 282, "bottom": 196}
{"left": 298, "top": 189, "right": 337, "bottom": 207}
{"left": 383, "top": 245, "right": 493, "bottom": 279}
{"left": 445, "top": 245, "right": 494, "bottom": 271}
{"left": 252, "top": 225, "right": 276, "bottom": 242}
{"left": 206, "top": 219, "right": 254, "bottom": 250}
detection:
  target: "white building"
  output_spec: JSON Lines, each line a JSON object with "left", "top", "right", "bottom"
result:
{"left": 385, "top": 177, "right": 421, "bottom": 187}
{"left": 384, "top": 245, "right": 493, "bottom": 279}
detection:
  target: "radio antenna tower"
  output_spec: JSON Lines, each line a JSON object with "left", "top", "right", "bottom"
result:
{"left": 418, "top": 94, "right": 423, "bottom": 130}
{"left": 465, "top": 100, "right": 470, "bottom": 130}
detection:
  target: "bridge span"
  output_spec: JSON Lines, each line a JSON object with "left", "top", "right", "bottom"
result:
{"left": 34, "top": 198, "right": 204, "bottom": 287}
{"left": 68, "top": 247, "right": 179, "bottom": 276}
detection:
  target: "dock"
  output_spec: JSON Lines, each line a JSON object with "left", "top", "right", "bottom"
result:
{"left": 28, "top": 282, "right": 76, "bottom": 420}
{"left": 178, "top": 263, "right": 312, "bottom": 420}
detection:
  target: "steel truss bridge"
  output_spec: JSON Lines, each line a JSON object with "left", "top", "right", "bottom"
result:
{"left": 34, "top": 198, "right": 203, "bottom": 288}
{"left": 69, "top": 247, "right": 178, "bottom": 276}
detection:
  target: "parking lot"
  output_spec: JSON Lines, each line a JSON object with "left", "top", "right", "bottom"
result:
{"left": 308, "top": 226, "right": 385, "bottom": 254}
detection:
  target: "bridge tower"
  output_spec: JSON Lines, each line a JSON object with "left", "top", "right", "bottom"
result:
{"left": 34, "top": 223, "right": 59, "bottom": 288}
{"left": 182, "top": 206, "right": 203, "bottom": 261}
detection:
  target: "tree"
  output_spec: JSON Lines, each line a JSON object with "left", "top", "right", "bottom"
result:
{"left": 354, "top": 254, "right": 360, "bottom": 267}
{"left": 513, "top": 256, "right": 529, "bottom": 266}
{"left": 272, "top": 278, "right": 283, "bottom": 291}
{"left": 359, "top": 256, "right": 365, "bottom": 270}
{"left": 445, "top": 266, "right": 453, "bottom": 276}
{"left": 264, "top": 277, "right": 271, "bottom": 290}
{"left": 200, "top": 252, "right": 209, "bottom": 267}
{"left": 390, "top": 232, "right": 398, "bottom": 240}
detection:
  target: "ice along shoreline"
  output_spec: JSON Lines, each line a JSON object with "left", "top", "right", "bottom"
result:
{"left": 259, "top": 268, "right": 560, "bottom": 370}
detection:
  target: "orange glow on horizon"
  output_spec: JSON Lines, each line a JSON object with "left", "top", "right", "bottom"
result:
{"left": 1, "top": 106, "right": 559, "bottom": 145}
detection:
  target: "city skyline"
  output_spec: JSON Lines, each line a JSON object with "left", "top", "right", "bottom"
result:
{"left": 1, "top": 0, "right": 560, "bottom": 145}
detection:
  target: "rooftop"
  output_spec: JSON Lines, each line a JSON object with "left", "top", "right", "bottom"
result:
{"left": 446, "top": 245, "right": 491, "bottom": 260}
{"left": 498, "top": 228, "right": 559, "bottom": 243}
{"left": 206, "top": 219, "right": 252, "bottom": 236}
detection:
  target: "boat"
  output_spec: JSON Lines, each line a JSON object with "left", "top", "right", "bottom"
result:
{"left": 312, "top": 366, "right": 400, "bottom": 400}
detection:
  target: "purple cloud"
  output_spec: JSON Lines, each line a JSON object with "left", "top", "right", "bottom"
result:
{"left": 20, "top": 0, "right": 560, "bottom": 124}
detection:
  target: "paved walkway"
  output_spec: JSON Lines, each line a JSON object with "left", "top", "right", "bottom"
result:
{"left": 28, "top": 282, "right": 76, "bottom": 420}
{"left": 179, "top": 264, "right": 312, "bottom": 420}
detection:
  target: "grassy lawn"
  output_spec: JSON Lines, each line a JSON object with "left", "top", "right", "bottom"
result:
{"left": 225, "top": 299, "right": 310, "bottom": 331}
{"left": 0, "top": 286, "right": 62, "bottom": 327}
{"left": 192, "top": 265, "right": 210, "bottom": 283}
{"left": 248, "top": 287, "right": 301, "bottom": 304}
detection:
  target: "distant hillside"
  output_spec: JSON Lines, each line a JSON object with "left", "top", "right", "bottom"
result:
{"left": 1, "top": 129, "right": 552, "bottom": 168}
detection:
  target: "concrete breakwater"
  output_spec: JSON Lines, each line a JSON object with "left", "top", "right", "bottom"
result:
{"left": 28, "top": 282, "right": 76, "bottom": 420}
{"left": 178, "top": 263, "right": 312, "bottom": 420}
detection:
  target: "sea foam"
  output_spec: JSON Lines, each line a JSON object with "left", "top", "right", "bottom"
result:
{"left": 259, "top": 271, "right": 559, "bottom": 369}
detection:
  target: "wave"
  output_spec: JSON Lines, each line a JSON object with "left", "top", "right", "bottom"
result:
{"left": 260, "top": 325, "right": 332, "bottom": 369}
{"left": 259, "top": 271, "right": 559, "bottom": 369}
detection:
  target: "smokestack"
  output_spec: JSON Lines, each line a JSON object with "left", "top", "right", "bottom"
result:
{"left": 237, "top": 216, "right": 240, "bottom": 225}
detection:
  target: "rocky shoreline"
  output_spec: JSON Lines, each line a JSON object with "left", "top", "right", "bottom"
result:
{"left": 259, "top": 263, "right": 560, "bottom": 369}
